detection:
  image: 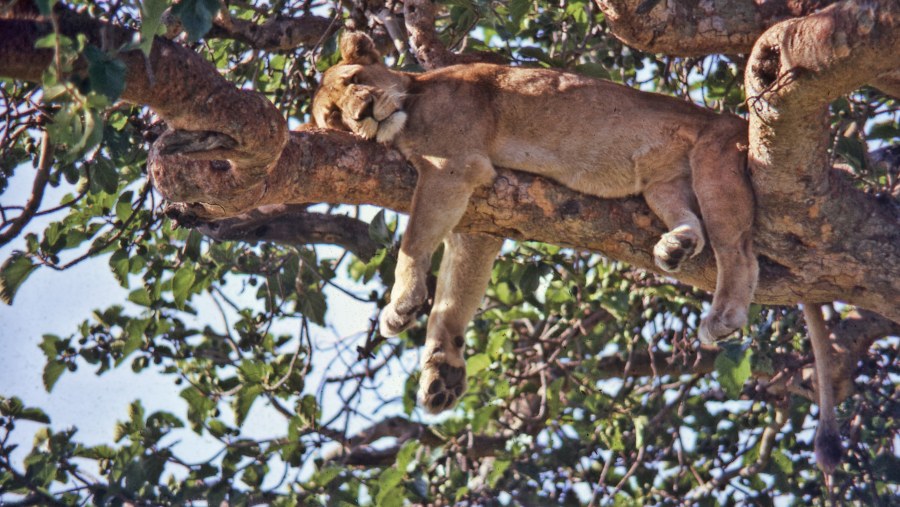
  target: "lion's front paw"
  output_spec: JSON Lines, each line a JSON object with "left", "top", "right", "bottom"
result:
{"left": 418, "top": 346, "right": 467, "bottom": 414}
{"left": 653, "top": 226, "right": 703, "bottom": 273}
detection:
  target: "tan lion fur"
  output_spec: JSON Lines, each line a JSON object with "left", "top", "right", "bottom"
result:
{"left": 313, "top": 32, "right": 758, "bottom": 413}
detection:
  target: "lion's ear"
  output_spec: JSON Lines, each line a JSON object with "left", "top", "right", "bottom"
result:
{"left": 339, "top": 32, "right": 381, "bottom": 65}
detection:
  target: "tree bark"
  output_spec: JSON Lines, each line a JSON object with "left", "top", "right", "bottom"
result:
{"left": 594, "top": 0, "right": 838, "bottom": 56}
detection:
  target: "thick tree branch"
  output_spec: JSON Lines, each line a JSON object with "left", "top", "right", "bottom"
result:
{"left": 145, "top": 126, "right": 900, "bottom": 321}
{"left": 190, "top": 204, "right": 379, "bottom": 261}
{"left": 743, "top": 0, "right": 900, "bottom": 321}
{"left": 595, "top": 0, "right": 838, "bottom": 56}
{"left": 0, "top": 4, "right": 289, "bottom": 172}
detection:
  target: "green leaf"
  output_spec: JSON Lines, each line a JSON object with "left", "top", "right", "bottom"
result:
{"left": 308, "top": 465, "right": 342, "bottom": 488}
{"left": 297, "top": 288, "right": 327, "bottom": 326}
{"left": 714, "top": 342, "right": 753, "bottom": 398}
{"left": 19, "top": 407, "right": 51, "bottom": 424}
{"left": 35, "top": 0, "right": 56, "bottom": 16}
{"left": 0, "top": 397, "right": 50, "bottom": 424}
{"left": 368, "top": 209, "right": 392, "bottom": 247}
{"left": 487, "top": 459, "right": 510, "bottom": 487}
{"left": 139, "top": 0, "right": 168, "bottom": 55}
{"left": 238, "top": 360, "right": 270, "bottom": 384}
{"left": 233, "top": 384, "right": 263, "bottom": 427}
{"left": 402, "top": 374, "right": 418, "bottom": 416}
{"left": 466, "top": 353, "right": 490, "bottom": 376}
{"left": 486, "top": 330, "right": 507, "bottom": 358}
{"left": 109, "top": 249, "right": 130, "bottom": 287}
{"left": 77, "top": 444, "right": 116, "bottom": 460}
{"left": 376, "top": 467, "right": 404, "bottom": 506}
{"left": 84, "top": 46, "right": 126, "bottom": 102}
{"left": 0, "top": 252, "right": 38, "bottom": 304}
{"left": 395, "top": 440, "right": 419, "bottom": 470}
{"left": 24, "top": 452, "right": 56, "bottom": 488}
{"left": 180, "top": 387, "right": 216, "bottom": 432}
{"left": 115, "top": 190, "right": 135, "bottom": 222}
{"left": 508, "top": 0, "right": 530, "bottom": 30}
{"left": 39, "top": 334, "right": 62, "bottom": 360}
{"left": 43, "top": 360, "right": 67, "bottom": 392}
{"left": 207, "top": 419, "right": 229, "bottom": 438}
{"left": 128, "top": 287, "right": 152, "bottom": 307}
{"left": 634, "top": 415, "right": 648, "bottom": 448}
{"left": 90, "top": 157, "right": 119, "bottom": 194}
{"left": 296, "top": 395, "right": 318, "bottom": 427}
{"left": 241, "top": 463, "right": 267, "bottom": 488}
{"left": 472, "top": 404, "right": 497, "bottom": 433}
{"left": 772, "top": 449, "right": 794, "bottom": 475}
{"left": 48, "top": 104, "right": 104, "bottom": 162}
{"left": 172, "top": 267, "right": 196, "bottom": 309}
{"left": 170, "top": 0, "right": 220, "bottom": 41}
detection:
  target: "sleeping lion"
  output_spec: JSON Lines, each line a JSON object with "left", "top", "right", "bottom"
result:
{"left": 312, "top": 32, "right": 758, "bottom": 414}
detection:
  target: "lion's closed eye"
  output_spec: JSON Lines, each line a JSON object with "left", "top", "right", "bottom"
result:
{"left": 345, "top": 73, "right": 362, "bottom": 86}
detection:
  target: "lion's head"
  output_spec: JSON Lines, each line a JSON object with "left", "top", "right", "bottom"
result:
{"left": 312, "top": 33, "right": 410, "bottom": 143}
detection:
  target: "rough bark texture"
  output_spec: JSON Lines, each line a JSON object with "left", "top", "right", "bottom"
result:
{"left": 0, "top": 0, "right": 897, "bottom": 324}
{"left": 744, "top": 0, "right": 900, "bottom": 321}
{"left": 594, "top": 0, "right": 838, "bottom": 56}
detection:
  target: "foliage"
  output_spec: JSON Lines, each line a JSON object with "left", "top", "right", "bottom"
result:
{"left": 1, "top": 0, "right": 898, "bottom": 505}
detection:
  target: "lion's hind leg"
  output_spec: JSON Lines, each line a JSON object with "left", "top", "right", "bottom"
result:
{"left": 418, "top": 233, "right": 502, "bottom": 413}
{"left": 690, "top": 121, "right": 758, "bottom": 343}
{"left": 643, "top": 178, "right": 706, "bottom": 273}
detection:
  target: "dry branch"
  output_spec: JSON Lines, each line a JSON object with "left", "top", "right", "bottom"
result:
{"left": 192, "top": 204, "right": 379, "bottom": 261}
{"left": 209, "top": 9, "right": 335, "bottom": 51}
{"left": 402, "top": 0, "right": 506, "bottom": 70}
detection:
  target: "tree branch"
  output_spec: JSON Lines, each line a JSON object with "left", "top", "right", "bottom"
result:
{"left": 0, "top": 131, "right": 51, "bottom": 248}
{"left": 743, "top": 0, "right": 900, "bottom": 321}
{"left": 595, "top": 0, "right": 838, "bottom": 56}
{"left": 190, "top": 204, "right": 379, "bottom": 261}
{"left": 208, "top": 9, "right": 336, "bottom": 52}
{"left": 403, "top": 0, "right": 506, "bottom": 70}
{"left": 0, "top": 4, "right": 289, "bottom": 172}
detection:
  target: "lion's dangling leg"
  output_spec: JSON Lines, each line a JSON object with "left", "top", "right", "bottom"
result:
{"left": 643, "top": 178, "right": 706, "bottom": 273}
{"left": 690, "top": 119, "right": 758, "bottom": 343}
{"left": 418, "top": 233, "right": 503, "bottom": 413}
{"left": 380, "top": 153, "right": 496, "bottom": 337}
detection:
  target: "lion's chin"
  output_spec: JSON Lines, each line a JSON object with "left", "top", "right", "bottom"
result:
{"left": 375, "top": 111, "right": 407, "bottom": 143}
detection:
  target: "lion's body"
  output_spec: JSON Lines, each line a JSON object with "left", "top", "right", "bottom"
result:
{"left": 402, "top": 64, "right": 719, "bottom": 198}
{"left": 313, "top": 33, "right": 759, "bottom": 413}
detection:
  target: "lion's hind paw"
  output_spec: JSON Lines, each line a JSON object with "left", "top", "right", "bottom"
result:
{"left": 379, "top": 300, "right": 423, "bottom": 337}
{"left": 418, "top": 351, "right": 466, "bottom": 414}
{"left": 653, "top": 226, "right": 702, "bottom": 273}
